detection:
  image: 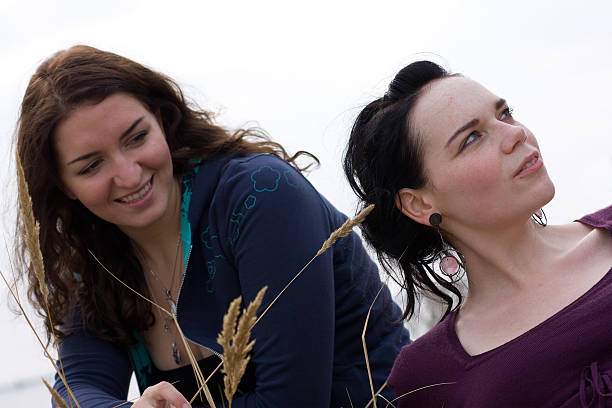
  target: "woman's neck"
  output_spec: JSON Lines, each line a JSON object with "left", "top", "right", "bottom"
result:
{"left": 122, "top": 177, "right": 183, "bottom": 269}
{"left": 450, "top": 218, "right": 587, "bottom": 304}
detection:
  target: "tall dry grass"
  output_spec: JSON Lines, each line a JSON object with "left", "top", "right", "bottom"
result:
{"left": 42, "top": 378, "right": 68, "bottom": 408}
{"left": 317, "top": 204, "right": 374, "bottom": 257}
{"left": 217, "top": 286, "right": 267, "bottom": 407}
{"left": 190, "top": 204, "right": 382, "bottom": 406}
{"left": 8, "top": 153, "right": 81, "bottom": 408}
{"left": 15, "top": 152, "right": 47, "bottom": 304}
{"left": 5, "top": 166, "right": 399, "bottom": 408}
{"left": 88, "top": 250, "right": 217, "bottom": 408}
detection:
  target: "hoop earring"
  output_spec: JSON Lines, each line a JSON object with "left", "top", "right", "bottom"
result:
{"left": 531, "top": 208, "right": 547, "bottom": 226}
{"left": 428, "top": 213, "right": 464, "bottom": 277}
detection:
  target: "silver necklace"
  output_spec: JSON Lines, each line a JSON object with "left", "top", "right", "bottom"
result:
{"left": 148, "top": 282, "right": 182, "bottom": 365}
{"left": 142, "top": 234, "right": 183, "bottom": 365}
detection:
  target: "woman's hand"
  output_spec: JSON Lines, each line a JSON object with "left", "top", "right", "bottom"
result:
{"left": 132, "top": 381, "right": 191, "bottom": 408}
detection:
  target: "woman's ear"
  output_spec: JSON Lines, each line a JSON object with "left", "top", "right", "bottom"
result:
{"left": 154, "top": 109, "right": 164, "bottom": 130}
{"left": 395, "top": 187, "right": 436, "bottom": 226}
{"left": 63, "top": 189, "right": 77, "bottom": 200}
{"left": 58, "top": 183, "right": 77, "bottom": 200}
{"left": 154, "top": 109, "right": 170, "bottom": 142}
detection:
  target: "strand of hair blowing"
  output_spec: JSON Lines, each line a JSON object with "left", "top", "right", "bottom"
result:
{"left": 343, "top": 61, "right": 463, "bottom": 320}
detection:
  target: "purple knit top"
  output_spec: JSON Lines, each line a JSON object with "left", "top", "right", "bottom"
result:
{"left": 388, "top": 205, "right": 612, "bottom": 408}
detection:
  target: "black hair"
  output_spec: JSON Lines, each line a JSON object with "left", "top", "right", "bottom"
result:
{"left": 343, "top": 61, "right": 462, "bottom": 320}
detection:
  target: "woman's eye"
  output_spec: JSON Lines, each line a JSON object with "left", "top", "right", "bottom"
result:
{"left": 130, "top": 130, "right": 147, "bottom": 144}
{"left": 500, "top": 106, "right": 514, "bottom": 120}
{"left": 460, "top": 131, "right": 480, "bottom": 151}
{"left": 78, "top": 160, "right": 101, "bottom": 175}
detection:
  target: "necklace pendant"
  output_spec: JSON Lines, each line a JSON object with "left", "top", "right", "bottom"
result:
{"left": 168, "top": 298, "right": 177, "bottom": 316}
{"left": 164, "top": 314, "right": 174, "bottom": 332}
{"left": 172, "top": 341, "right": 181, "bottom": 365}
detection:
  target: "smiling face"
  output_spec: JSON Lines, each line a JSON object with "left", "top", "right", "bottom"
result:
{"left": 54, "top": 92, "right": 180, "bottom": 234}
{"left": 408, "top": 76, "right": 555, "bottom": 233}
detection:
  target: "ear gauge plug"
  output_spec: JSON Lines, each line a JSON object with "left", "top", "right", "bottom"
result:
{"left": 428, "top": 212, "right": 463, "bottom": 277}
{"left": 428, "top": 213, "right": 442, "bottom": 226}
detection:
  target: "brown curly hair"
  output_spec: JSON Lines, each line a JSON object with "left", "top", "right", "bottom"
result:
{"left": 16, "top": 45, "right": 317, "bottom": 347}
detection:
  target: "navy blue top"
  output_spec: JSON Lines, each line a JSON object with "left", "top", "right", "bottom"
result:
{"left": 53, "top": 153, "right": 409, "bottom": 407}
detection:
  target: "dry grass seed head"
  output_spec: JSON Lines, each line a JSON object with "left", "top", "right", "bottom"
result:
{"left": 43, "top": 377, "right": 69, "bottom": 408}
{"left": 16, "top": 152, "right": 48, "bottom": 303}
{"left": 316, "top": 204, "right": 374, "bottom": 257}
{"left": 218, "top": 286, "right": 267, "bottom": 406}
{"left": 215, "top": 205, "right": 372, "bottom": 405}
{"left": 217, "top": 296, "right": 242, "bottom": 351}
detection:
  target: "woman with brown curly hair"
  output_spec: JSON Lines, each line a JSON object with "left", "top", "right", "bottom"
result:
{"left": 16, "top": 45, "right": 408, "bottom": 408}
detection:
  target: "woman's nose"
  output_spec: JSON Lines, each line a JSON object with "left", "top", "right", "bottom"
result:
{"left": 111, "top": 155, "right": 142, "bottom": 188}
{"left": 501, "top": 123, "right": 527, "bottom": 154}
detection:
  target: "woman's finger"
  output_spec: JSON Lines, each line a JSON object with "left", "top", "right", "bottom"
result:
{"left": 136, "top": 381, "right": 191, "bottom": 408}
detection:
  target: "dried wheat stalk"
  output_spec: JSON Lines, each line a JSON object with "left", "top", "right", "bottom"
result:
{"left": 256, "top": 204, "right": 375, "bottom": 327}
{"left": 43, "top": 377, "right": 69, "bottom": 408}
{"left": 195, "top": 204, "right": 377, "bottom": 396}
{"left": 14, "top": 154, "right": 77, "bottom": 407}
{"left": 217, "top": 286, "right": 267, "bottom": 407}
{"left": 384, "top": 382, "right": 455, "bottom": 408}
{"left": 16, "top": 152, "right": 48, "bottom": 303}
{"left": 217, "top": 296, "right": 241, "bottom": 404}
{"left": 364, "top": 382, "right": 390, "bottom": 408}
{"left": 172, "top": 317, "right": 217, "bottom": 407}
{"left": 88, "top": 251, "right": 217, "bottom": 408}
{"left": 0, "top": 266, "right": 81, "bottom": 408}
{"left": 346, "top": 388, "right": 354, "bottom": 408}
{"left": 316, "top": 204, "right": 374, "bottom": 257}
{"left": 361, "top": 282, "right": 387, "bottom": 408}
{"left": 101, "top": 203, "right": 373, "bottom": 407}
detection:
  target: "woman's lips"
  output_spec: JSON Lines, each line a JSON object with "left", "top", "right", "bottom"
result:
{"left": 116, "top": 176, "right": 154, "bottom": 205}
{"left": 514, "top": 153, "right": 543, "bottom": 178}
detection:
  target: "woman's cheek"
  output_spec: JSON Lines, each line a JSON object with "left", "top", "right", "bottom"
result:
{"left": 443, "top": 156, "right": 501, "bottom": 194}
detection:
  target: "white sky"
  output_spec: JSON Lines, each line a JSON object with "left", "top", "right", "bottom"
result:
{"left": 1, "top": 0, "right": 612, "bottom": 405}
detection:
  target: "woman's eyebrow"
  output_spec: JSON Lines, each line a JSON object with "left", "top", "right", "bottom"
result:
{"left": 446, "top": 118, "right": 478, "bottom": 148}
{"left": 119, "top": 117, "right": 144, "bottom": 140}
{"left": 445, "top": 98, "right": 507, "bottom": 148}
{"left": 67, "top": 151, "right": 98, "bottom": 166}
{"left": 66, "top": 117, "right": 144, "bottom": 165}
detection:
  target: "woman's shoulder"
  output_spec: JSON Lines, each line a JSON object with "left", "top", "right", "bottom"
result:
{"left": 196, "top": 153, "right": 336, "bottom": 228}
{"left": 546, "top": 204, "right": 612, "bottom": 245}
{"left": 390, "top": 312, "right": 456, "bottom": 372}
{"left": 577, "top": 204, "right": 612, "bottom": 235}
{"left": 388, "top": 313, "right": 461, "bottom": 401}
{"left": 206, "top": 153, "right": 313, "bottom": 195}
{"left": 189, "top": 153, "right": 321, "bottom": 216}
{"left": 223, "top": 152, "right": 298, "bottom": 174}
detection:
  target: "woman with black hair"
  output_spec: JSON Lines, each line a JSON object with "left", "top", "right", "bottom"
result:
{"left": 344, "top": 61, "right": 612, "bottom": 407}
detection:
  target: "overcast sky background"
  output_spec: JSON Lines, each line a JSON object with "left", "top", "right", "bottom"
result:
{"left": 1, "top": 0, "right": 612, "bottom": 405}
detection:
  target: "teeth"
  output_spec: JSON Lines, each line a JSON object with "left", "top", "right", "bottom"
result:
{"left": 522, "top": 157, "right": 537, "bottom": 171}
{"left": 119, "top": 181, "right": 151, "bottom": 203}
